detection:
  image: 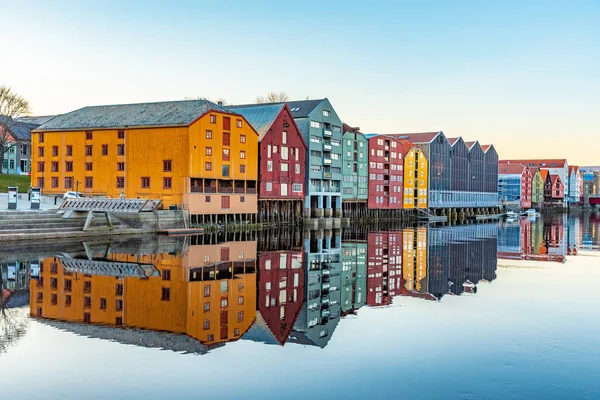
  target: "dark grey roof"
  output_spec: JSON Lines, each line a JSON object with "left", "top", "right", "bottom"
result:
{"left": 0, "top": 115, "right": 39, "bottom": 141}
{"left": 228, "top": 103, "right": 284, "bottom": 140}
{"left": 35, "top": 100, "right": 236, "bottom": 131}
{"left": 15, "top": 115, "right": 56, "bottom": 125}
{"left": 231, "top": 99, "right": 324, "bottom": 119}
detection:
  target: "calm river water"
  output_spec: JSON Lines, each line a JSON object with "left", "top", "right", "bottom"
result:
{"left": 1, "top": 213, "right": 599, "bottom": 399}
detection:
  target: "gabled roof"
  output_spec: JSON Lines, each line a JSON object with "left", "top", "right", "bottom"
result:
{"left": 550, "top": 174, "right": 562, "bottom": 185}
{"left": 241, "top": 311, "right": 281, "bottom": 346}
{"left": 0, "top": 115, "right": 40, "bottom": 141}
{"left": 15, "top": 115, "right": 56, "bottom": 125}
{"left": 568, "top": 165, "right": 579, "bottom": 175}
{"left": 35, "top": 99, "right": 236, "bottom": 132}
{"left": 386, "top": 132, "right": 442, "bottom": 143}
{"left": 540, "top": 169, "right": 550, "bottom": 181}
{"left": 500, "top": 159, "right": 567, "bottom": 168}
{"left": 343, "top": 123, "right": 360, "bottom": 133}
{"left": 464, "top": 140, "right": 481, "bottom": 150}
{"left": 230, "top": 99, "right": 325, "bottom": 119}
{"left": 498, "top": 163, "right": 526, "bottom": 175}
{"left": 481, "top": 144, "right": 491, "bottom": 152}
{"left": 447, "top": 137, "right": 461, "bottom": 146}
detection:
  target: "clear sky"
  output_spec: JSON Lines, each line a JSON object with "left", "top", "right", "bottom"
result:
{"left": 1, "top": 0, "right": 599, "bottom": 164}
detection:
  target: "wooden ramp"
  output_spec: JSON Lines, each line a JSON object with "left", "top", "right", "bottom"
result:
{"left": 158, "top": 228, "right": 204, "bottom": 236}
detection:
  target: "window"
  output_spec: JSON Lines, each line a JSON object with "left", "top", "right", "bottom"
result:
{"left": 282, "top": 131, "right": 287, "bottom": 144}
{"left": 210, "top": 114, "right": 216, "bottom": 123}
{"left": 116, "top": 177, "right": 125, "bottom": 188}
{"left": 161, "top": 287, "right": 171, "bottom": 301}
{"left": 116, "top": 284, "right": 123, "bottom": 296}
{"left": 240, "top": 196, "right": 245, "bottom": 203}
{"left": 206, "top": 130, "right": 212, "bottom": 139}
{"left": 238, "top": 296, "right": 244, "bottom": 305}
{"left": 205, "top": 147, "right": 212, "bottom": 156}
{"left": 65, "top": 177, "right": 73, "bottom": 188}
{"left": 223, "top": 132, "right": 230, "bottom": 146}
{"left": 100, "top": 298, "right": 107, "bottom": 310}
{"left": 203, "top": 302, "right": 210, "bottom": 312}
{"left": 51, "top": 161, "right": 59, "bottom": 172}
{"left": 102, "top": 144, "right": 108, "bottom": 156}
{"left": 85, "top": 177, "right": 93, "bottom": 188}
{"left": 163, "top": 177, "right": 172, "bottom": 189}
{"left": 281, "top": 163, "right": 288, "bottom": 172}
{"left": 38, "top": 146, "right": 44, "bottom": 157}
{"left": 204, "top": 285, "right": 211, "bottom": 297}
{"left": 240, "top": 164, "right": 245, "bottom": 173}
{"left": 163, "top": 270, "right": 172, "bottom": 283}
{"left": 141, "top": 177, "right": 150, "bottom": 188}
{"left": 85, "top": 131, "right": 93, "bottom": 140}
{"left": 85, "top": 145, "right": 92, "bottom": 156}
{"left": 37, "top": 177, "right": 44, "bottom": 188}
{"left": 116, "top": 299, "right": 123, "bottom": 311}
{"left": 52, "top": 146, "right": 58, "bottom": 156}
{"left": 117, "top": 162, "right": 125, "bottom": 171}
{"left": 240, "top": 134, "right": 246, "bottom": 143}
{"left": 223, "top": 116, "right": 230, "bottom": 131}
{"left": 85, "top": 162, "right": 93, "bottom": 171}
{"left": 240, "top": 150, "right": 246, "bottom": 159}
{"left": 65, "top": 295, "right": 72, "bottom": 306}
{"left": 205, "top": 162, "right": 212, "bottom": 171}
{"left": 203, "top": 320, "right": 210, "bottom": 330}
{"left": 222, "top": 165, "right": 229, "bottom": 177}
{"left": 292, "top": 183, "right": 302, "bottom": 192}
{"left": 295, "top": 164, "right": 300, "bottom": 174}
{"left": 118, "top": 130, "right": 125, "bottom": 139}
{"left": 66, "top": 145, "right": 73, "bottom": 156}
{"left": 116, "top": 317, "right": 123, "bottom": 325}
{"left": 311, "top": 121, "right": 322, "bottom": 129}
{"left": 37, "top": 162, "right": 44, "bottom": 172}
{"left": 39, "top": 133, "right": 44, "bottom": 143}
{"left": 273, "top": 146, "right": 278, "bottom": 154}
{"left": 221, "top": 299, "right": 228, "bottom": 308}
{"left": 266, "top": 182, "right": 272, "bottom": 191}
{"left": 205, "top": 196, "right": 211, "bottom": 202}
{"left": 268, "top": 145, "right": 272, "bottom": 157}
{"left": 281, "top": 146, "right": 288, "bottom": 160}
{"left": 236, "top": 119, "right": 242, "bottom": 128}
{"left": 222, "top": 148, "right": 230, "bottom": 161}
{"left": 117, "top": 144, "right": 125, "bottom": 156}
{"left": 267, "top": 161, "right": 273, "bottom": 172}
{"left": 51, "top": 177, "right": 58, "bottom": 188}
{"left": 163, "top": 160, "right": 172, "bottom": 172}
{"left": 323, "top": 110, "right": 331, "bottom": 117}
{"left": 238, "top": 311, "right": 244, "bottom": 322}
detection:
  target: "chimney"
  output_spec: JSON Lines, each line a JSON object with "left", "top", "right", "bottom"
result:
{"left": 218, "top": 101, "right": 223, "bottom": 106}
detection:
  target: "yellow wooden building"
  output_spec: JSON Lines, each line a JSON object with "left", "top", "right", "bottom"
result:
{"left": 31, "top": 100, "right": 259, "bottom": 223}
{"left": 403, "top": 147, "right": 429, "bottom": 209}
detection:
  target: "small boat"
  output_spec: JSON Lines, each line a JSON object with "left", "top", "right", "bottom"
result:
{"left": 505, "top": 210, "right": 518, "bottom": 218}
{"left": 526, "top": 208, "right": 537, "bottom": 216}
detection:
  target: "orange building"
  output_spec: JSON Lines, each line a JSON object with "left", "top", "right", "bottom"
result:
{"left": 403, "top": 146, "right": 429, "bottom": 209}
{"left": 30, "top": 239, "right": 257, "bottom": 347}
{"left": 31, "top": 100, "right": 259, "bottom": 223}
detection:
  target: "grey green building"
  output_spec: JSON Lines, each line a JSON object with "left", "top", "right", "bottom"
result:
{"left": 340, "top": 241, "right": 367, "bottom": 314}
{"left": 341, "top": 125, "right": 368, "bottom": 214}
{"left": 284, "top": 99, "right": 343, "bottom": 219}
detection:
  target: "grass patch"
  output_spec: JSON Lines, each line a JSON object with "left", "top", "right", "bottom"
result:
{"left": 0, "top": 174, "right": 31, "bottom": 192}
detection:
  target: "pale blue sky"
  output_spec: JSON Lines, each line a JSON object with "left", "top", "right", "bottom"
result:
{"left": 1, "top": 0, "right": 599, "bottom": 163}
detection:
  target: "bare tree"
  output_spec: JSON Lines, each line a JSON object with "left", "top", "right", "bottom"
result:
{"left": 0, "top": 86, "right": 31, "bottom": 175}
{"left": 184, "top": 96, "right": 230, "bottom": 106}
{"left": 255, "top": 92, "right": 289, "bottom": 104}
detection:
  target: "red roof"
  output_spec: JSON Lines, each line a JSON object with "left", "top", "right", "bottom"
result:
{"left": 464, "top": 141, "right": 480, "bottom": 150}
{"left": 447, "top": 137, "right": 460, "bottom": 145}
{"left": 386, "top": 132, "right": 441, "bottom": 143}
{"left": 568, "top": 165, "right": 579, "bottom": 175}
{"left": 540, "top": 169, "right": 549, "bottom": 181}
{"left": 498, "top": 163, "right": 526, "bottom": 175}
{"left": 500, "top": 159, "right": 567, "bottom": 168}
{"left": 550, "top": 174, "right": 562, "bottom": 185}
{"left": 481, "top": 144, "right": 491, "bottom": 152}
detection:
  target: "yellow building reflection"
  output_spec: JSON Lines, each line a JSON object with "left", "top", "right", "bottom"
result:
{"left": 30, "top": 239, "right": 257, "bottom": 346}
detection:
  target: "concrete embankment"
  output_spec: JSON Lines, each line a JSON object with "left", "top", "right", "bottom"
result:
{"left": 0, "top": 209, "right": 187, "bottom": 242}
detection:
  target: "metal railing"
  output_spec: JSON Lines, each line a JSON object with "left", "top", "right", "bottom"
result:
{"left": 59, "top": 198, "right": 161, "bottom": 213}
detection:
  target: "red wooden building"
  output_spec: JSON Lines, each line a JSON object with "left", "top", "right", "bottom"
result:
{"left": 542, "top": 170, "right": 564, "bottom": 205}
{"left": 365, "top": 134, "right": 412, "bottom": 210}
{"left": 366, "top": 231, "right": 403, "bottom": 307}
{"left": 230, "top": 103, "right": 307, "bottom": 222}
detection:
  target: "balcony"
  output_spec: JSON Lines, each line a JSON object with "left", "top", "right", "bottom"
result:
{"left": 324, "top": 158, "right": 332, "bottom": 165}
{"left": 323, "top": 172, "right": 332, "bottom": 179}
{"left": 324, "top": 130, "right": 332, "bottom": 137}
{"left": 323, "top": 144, "right": 332, "bottom": 151}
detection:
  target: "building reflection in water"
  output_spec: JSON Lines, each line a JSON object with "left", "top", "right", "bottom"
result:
{"left": 24, "top": 213, "right": 600, "bottom": 353}
{"left": 30, "top": 234, "right": 257, "bottom": 349}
